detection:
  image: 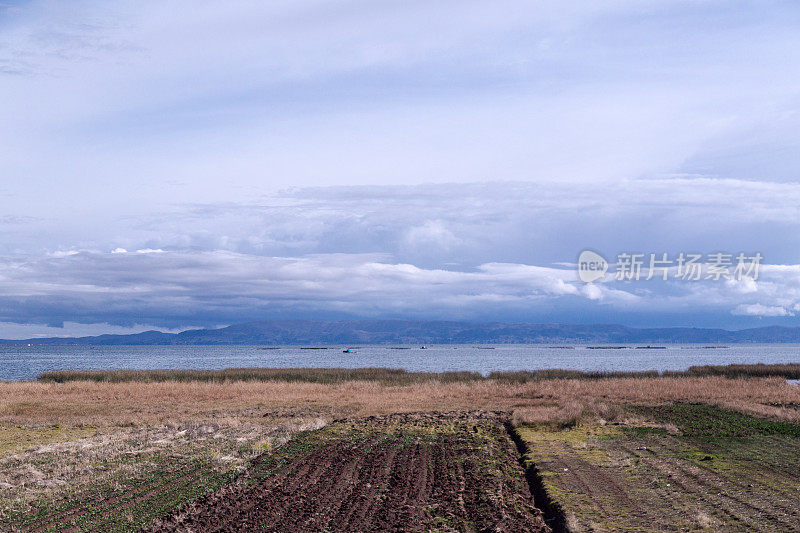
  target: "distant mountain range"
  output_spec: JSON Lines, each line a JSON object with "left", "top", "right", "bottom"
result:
{"left": 3, "top": 320, "right": 800, "bottom": 345}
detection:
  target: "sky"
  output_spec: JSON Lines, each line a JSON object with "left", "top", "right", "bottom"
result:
{"left": 2, "top": 0, "right": 800, "bottom": 337}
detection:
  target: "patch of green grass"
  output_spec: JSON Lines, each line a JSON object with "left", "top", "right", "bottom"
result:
{"left": 516, "top": 403, "right": 800, "bottom": 532}
{"left": 0, "top": 426, "right": 98, "bottom": 454}
{"left": 622, "top": 426, "right": 668, "bottom": 437}
{"left": 3, "top": 456, "right": 237, "bottom": 532}
{"left": 632, "top": 403, "right": 800, "bottom": 439}
{"left": 0, "top": 423, "right": 283, "bottom": 532}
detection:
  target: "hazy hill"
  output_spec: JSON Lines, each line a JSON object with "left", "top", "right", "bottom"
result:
{"left": 2, "top": 320, "right": 800, "bottom": 345}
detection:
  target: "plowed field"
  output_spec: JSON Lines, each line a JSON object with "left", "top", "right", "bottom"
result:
{"left": 150, "top": 412, "right": 549, "bottom": 532}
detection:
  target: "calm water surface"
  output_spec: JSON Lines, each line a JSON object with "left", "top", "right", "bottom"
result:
{"left": 1, "top": 344, "right": 800, "bottom": 381}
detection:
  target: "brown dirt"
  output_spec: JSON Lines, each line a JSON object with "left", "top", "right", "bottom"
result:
{"left": 149, "top": 412, "right": 550, "bottom": 532}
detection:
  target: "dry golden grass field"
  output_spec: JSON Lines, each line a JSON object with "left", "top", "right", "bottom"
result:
{"left": 0, "top": 371, "right": 798, "bottom": 531}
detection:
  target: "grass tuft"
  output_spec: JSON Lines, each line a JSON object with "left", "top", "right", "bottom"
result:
{"left": 38, "top": 363, "right": 800, "bottom": 385}
{"left": 679, "top": 363, "right": 800, "bottom": 380}
{"left": 38, "top": 368, "right": 483, "bottom": 385}
{"left": 489, "top": 369, "right": 660, "bottom": 382}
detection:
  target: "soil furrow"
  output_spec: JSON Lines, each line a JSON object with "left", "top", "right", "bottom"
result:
{"left": 148, "top": 412, "right": 549, "bottom": 533}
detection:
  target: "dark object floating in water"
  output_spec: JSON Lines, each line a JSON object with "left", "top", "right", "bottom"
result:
{"left": 586, "top": 346, "right": 628, "bottom": 349}
{"left": 342, "top": 348, "right": 353, "bottom": 353}
{"left": 420, "top": 345, "right": 427, "bottom": 349}
{"left": 635, "top": 346, "right": 667, "bottom": 349}
{"left": 680, "top": 346, "right": 729, "bottom": 349}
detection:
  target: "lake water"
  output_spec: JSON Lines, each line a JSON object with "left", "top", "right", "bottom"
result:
{"left": 1, "top": 343, "right": 800, "bottom": 381}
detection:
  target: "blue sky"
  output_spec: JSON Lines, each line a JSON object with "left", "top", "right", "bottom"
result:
{"left": 2, "top": 0, "right": 800, "bottom": 337}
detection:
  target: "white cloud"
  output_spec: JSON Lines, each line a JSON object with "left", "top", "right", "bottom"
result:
{"left": 1, "top": 246, "right": 799, "bottom": 331}
{"left": 402, "top": 221, "right": 461, "bottom": 252}
{"left": 732, "top": 304, "right": 792, "bottom": 317}
{"left": 0, "top": 249, "right": 599, "bottom": 327}
{"left": 6, "top": 179, "right": 800, "bottom": 265}
{"left": 4, "top": 0, "right": 800, "bottom": 212}
{"left": 725, "top": 277, "right": 758, "bottom": 294}
{"left": 0, "top": 321, "right": 189, "bottom": 340}
{"left": 3, "top": 2, "right": 800, "bottom": 331}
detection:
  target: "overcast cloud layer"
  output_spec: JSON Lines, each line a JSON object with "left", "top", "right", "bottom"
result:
{"left": 2, "top": 1, "right": 800, "bottom": 337}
